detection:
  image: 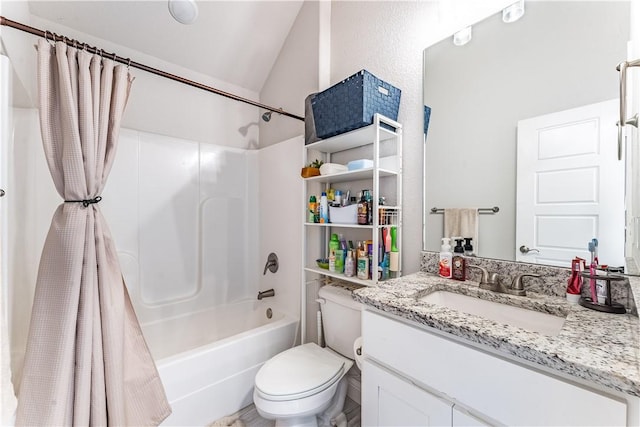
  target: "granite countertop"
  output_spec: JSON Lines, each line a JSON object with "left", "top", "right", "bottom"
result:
{"left": 353, "top": 272, "right": 640, "bottom": 397}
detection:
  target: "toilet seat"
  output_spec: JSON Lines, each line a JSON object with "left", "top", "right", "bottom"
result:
{"left": 255, "top": 343, "right": 348, "bottom": 401}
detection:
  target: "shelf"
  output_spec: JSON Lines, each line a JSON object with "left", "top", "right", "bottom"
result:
{"left": 302, "top": 167, "right": 398, "bottom": 183}
{"left": 305, "top": 123, "right": 399, "bottom": 154}
{"left": 305, "top": 222, "right": 374, "bottom": 229}
{"left": 304, "top": 266, "right": 375, "bottom": 287}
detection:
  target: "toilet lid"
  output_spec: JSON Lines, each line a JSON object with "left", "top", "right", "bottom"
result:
{"left": 255, "top": 343, "right": 346, "bottom": 401}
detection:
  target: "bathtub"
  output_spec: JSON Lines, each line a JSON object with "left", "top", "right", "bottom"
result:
{"left": 141, "top": 300, "right": 299, "bottom": 426}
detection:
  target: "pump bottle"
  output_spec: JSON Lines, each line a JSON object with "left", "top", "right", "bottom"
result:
{"left": 452, "top": 238, "right": 466, "bottom": 281}
{"left": 438, "top": 238, "right": 452, "bottom": 278}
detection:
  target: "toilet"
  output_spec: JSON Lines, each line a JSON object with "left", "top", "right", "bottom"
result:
{"left": 253, "top": 284, "right": 362, "bottom": 427}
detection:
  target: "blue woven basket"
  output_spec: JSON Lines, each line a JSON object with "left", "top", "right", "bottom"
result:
{"left": 311, "top": 70, "right": 401, "bottom": 139}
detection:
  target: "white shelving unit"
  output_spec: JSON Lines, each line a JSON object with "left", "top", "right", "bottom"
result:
{"left": 301, "top": 114, "right": 402, "bottom": 342}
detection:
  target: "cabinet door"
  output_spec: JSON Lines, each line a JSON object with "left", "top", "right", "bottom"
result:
{"left": 362, "top": 359, "right": 452, "bottom": 426}
{"left": 452, "top": 406, "right": 489, "bottom": 427}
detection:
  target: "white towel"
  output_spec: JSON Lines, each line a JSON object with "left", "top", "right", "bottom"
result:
{"left": 444, "top": 208, "right": 479, "bottom": 252}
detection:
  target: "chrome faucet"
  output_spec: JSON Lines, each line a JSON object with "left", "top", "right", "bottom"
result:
{"left": 468, "top": 265, "right": 540, "bottom": 296}
{"left": 263, "top": 252, "right": 279, "bottom": 275}
{"left": 257, "top": 289, "right": 275, "bottom": 300}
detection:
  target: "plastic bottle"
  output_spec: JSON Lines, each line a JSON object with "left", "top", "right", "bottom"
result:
{"left": 345, "top": 250, "right": 355, "bottom": 277}
{"left": 452, "top": 238, "right": 466, "bottom": 281}
{"left": 319, "top": 192, "right": 329, "bottom": 223}
{"left": 357, "top": 242, "right": 369, "bottom": 280}
{"left": 389, "top": 227, "right": 399, "bottom": 274}
{"left": 357, "top": 191, "right": 368, "bottom": 225}
{"left": 438, "top": 238, "right": 453, "bottom": 278}
{"left": 328, "top": 234, "right": 340, "bottom": 272}
{"left": 308, "top": 195, "right": 317, "bottom": 223}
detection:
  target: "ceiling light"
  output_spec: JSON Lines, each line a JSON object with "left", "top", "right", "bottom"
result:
{"left": 168, "top": 0, "right": 199, "bottom": 25}
{"left": 453, "top": 26, "right": 472, "bottom": 46}
{"left": 502, "top": 0, "right": 525, "bottom": 24}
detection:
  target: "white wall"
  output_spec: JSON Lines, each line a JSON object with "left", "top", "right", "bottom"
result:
{"left": 329, "top": 1, "right": 433, "bottom": 274}
{"left": 258, "top": 1, "right": 320, "bottom": 148}
{"left": 257, "top": 136, "right": 304, "bottom": 322}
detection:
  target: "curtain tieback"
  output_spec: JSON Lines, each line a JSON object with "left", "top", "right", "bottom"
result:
{"left": 64, "top": 196, "right": 102, "bottom": 207}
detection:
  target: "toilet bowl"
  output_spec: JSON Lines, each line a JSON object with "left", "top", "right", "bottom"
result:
{"left": 253, "top": 343, "right": 353, "bottom": 426}
{"left": 253, "top": 284, "right": 362, "bottom": 427}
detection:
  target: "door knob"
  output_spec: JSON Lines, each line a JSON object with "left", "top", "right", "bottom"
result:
{"left": 519, "top": 245, "right": 540, "bottom": 254}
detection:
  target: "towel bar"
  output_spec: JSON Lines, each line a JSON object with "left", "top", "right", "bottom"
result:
{"left": 430, "top": 206, "right": 499, "bottom": 214}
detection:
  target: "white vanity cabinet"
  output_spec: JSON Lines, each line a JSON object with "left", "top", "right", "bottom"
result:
{"left": 362, "top": 309, "right": 633, "bottom": 426}
{"left": 363, "top": 359, "right": 488, "bottom": 426}
{"left": 362, "top": 359, "right": 453, "bottom": 426}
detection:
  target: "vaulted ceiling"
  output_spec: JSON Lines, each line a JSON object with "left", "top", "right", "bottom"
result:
{"left": 27, "top": 1, "right": 304, "bottom": 92}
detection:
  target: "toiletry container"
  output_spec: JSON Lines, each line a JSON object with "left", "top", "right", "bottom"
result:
{"left": 308, "top": 195, "right": 317, "bottom": 223}
{"left": 439, "top": 238, "right": 452, "bottom": 278}
{"left": 329, "top": 234, "right": 340, "bottom": 272}
{"left": 464, "top": 237, "right": 474, "bottom": 257}
{"left": 452, "top": 238, "right": 466, "bottom": 281}
{"left": 389, "top": 227, "right": 399, "bottom": 273}
{"left": 357, "top": 242, "right": 369, "bottom": 279}
{"left": 320, "top": 192, "right": 329, "bottom": 223}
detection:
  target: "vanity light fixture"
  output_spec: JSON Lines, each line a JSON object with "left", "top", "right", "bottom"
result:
{"left": 502, "top": 0, "right": 525, "bottom": 24}
{"left": 453, "top": 26, "right": 472, "bottom": 46}
{"left": 168, "top": 0, "right": 199, "bottom": 25}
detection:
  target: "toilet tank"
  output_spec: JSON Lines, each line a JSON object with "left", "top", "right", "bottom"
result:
{"left": 318, "top": 285, "right": 362, "bottom": 359}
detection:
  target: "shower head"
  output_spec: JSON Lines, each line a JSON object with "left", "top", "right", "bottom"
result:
{"left": 262, "top": 111, "right": 272, "bottom": 122}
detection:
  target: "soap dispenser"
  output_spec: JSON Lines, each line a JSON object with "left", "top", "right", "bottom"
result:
{"left": 439, "top": 238, "right": 453, "bottom": 278}
{"left": 452, "top": 238, "right": 466, "bottom": 281}
{"left": 464, "top": 237, "right": 474, "bottom": 257}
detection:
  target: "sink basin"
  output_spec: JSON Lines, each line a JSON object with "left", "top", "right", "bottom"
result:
{"left": 420, "top": 291, "right": 566, "bottom": 336}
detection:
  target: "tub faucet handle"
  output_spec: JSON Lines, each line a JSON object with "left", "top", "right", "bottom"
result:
{"left": 263, "top": 252, "right": 279, "bottom": 275}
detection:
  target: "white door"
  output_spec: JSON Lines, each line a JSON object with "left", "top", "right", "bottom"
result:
{"left": 516, "top": 99, "right": 624, "bottom": 267}
{"left": 362, "top": 359, "right": 453, "bottom": 427}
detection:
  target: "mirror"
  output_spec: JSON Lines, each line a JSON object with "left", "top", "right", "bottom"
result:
{"left": 422, "top": 1, "right": 630, "bottom": 269}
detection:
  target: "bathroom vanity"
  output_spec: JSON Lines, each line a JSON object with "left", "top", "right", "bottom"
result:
{"left": 354, "top": 271, "right": 640, "bottom": 426}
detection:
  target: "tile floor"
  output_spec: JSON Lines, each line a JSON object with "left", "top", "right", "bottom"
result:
{"left": 210, "top": 397, "right": 361, "bottom": 427}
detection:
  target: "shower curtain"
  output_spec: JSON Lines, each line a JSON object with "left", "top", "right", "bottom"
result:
{"left": 15, "top": 39, "right": 171, "bottom": 426}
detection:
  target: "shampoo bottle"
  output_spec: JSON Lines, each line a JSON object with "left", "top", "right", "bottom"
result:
{"left": 438, "top": 238, "right": 452, "bottom": 278}
{"left": 452, "top": 238, "right": 466, "bottom": 281}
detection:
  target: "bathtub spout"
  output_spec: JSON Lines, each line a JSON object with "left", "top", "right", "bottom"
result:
{"left": 257, "top": 289, "right": 275, "bottom": 300}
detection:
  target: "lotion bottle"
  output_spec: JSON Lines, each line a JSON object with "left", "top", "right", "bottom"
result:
{"left": 452, "top": 238, "right": 466, "bottom": 281}
{"left": 438, "top": 238, "right": 452, "bottom": 278}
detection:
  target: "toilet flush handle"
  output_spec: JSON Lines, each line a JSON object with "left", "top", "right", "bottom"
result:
{"left": 315, "top": 298, "right": 325, "bottom": 305}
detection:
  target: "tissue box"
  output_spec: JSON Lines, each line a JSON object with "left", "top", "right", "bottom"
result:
{"left": 311, "top": 70, "right": 401, "bottom": 139}
{"left": 329, "top": 205, "right": 358, "bottom": 224}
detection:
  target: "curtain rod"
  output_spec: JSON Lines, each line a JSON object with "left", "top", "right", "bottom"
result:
{"left": 0, "top": 16, "right": 305, "bottom": 122}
